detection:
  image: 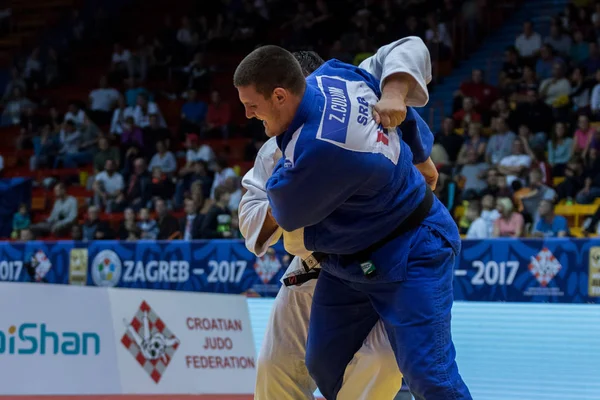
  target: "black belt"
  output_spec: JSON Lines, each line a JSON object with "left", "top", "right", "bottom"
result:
{"left": 284, "top": 186, "right": 434, "bottom": 286}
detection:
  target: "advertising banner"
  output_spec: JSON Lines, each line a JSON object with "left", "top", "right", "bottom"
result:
{"left": 0, "top": 238, "right": 599, "bottom": 303}
{"left": 108, "top": 289, "right": 256, "bottom": 394}
{"left": 0, "top": 282, "right": 120, "bottom": 395}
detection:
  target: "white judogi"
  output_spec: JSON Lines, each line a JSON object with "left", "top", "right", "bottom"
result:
{"left": 239, "top": 36, "right": 432, "bottom": 400}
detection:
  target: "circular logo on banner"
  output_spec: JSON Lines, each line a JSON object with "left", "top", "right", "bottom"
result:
{"left": 91, "top": 250, "right": 122, "bottom": 287}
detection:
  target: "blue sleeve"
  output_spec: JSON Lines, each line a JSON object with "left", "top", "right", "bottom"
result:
{"left": 557, "top": 216, "right": 569, "bottom": 234}
{"left": 533, "top": 219, "right": 543, "bottom": 233}
{"left": 398, "top": 107, "right": 433, "bottom": 164}
{"left": 266, "top": 142, "right": 375, "bottom": 232}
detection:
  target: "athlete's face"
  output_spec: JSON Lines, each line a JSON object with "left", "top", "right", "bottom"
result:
{"left": 238, "top": 84, "right": 287, "bottom": 137}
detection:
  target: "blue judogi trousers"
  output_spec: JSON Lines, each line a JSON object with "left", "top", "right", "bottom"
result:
{"left": 305, "top": 226, "right": 472, "bottom": 400}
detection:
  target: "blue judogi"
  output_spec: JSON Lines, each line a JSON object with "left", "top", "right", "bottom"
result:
{"left": 265, "top": 59, "right": 472, "bottom": 400}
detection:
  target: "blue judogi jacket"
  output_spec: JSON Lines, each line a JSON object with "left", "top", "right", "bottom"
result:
{"left": 266, "top": 59, "right": 460, "bottom": 282}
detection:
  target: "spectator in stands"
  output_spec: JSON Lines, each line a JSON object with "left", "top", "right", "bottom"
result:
{"left": 536, "top": 44, "right": 562, "bottom": 81}
{"left": 118, "top": 208, "right": 137, "bottom": 240}
{"left": 515, "top": 66, "right": 540, "bottom": 101}
{"left": 78, "top": 114, "right": 100, "bottom": 157}
{"left": 556, "top": 158, "right": 585, "bottom": 201}
{"left": 133, "top": 93, "right": 165, "bottom": 128}
{"left": 16, "top": 105, "right": 39, "bottom": 150}
{"left": 150, "top": 37, "right": 173, "bottom": 80}
{"left": 94, "top": 136, "right": 120, "bottom": 173}
{"left": 210, "top": 158, "right": 237, "bottom": 199}
{"left": 576, "top": 148, "right": 600, "bottom": 203}
{"left": 184, "top": 52, "right": 211, "bottom": 94}
{"left": 2, "top": 68, "right": 26, "bottom": 105}
{"left": 456, "top": 69, "right": 498, "bottom": 111}
{"left": 131, "top": 35, "right": 152, "bottom": 82}
{"left": 481, "top": 168, "right": 511, "bottom": 198}
{"left": 475, "top": 194, "right": 501, "bottom": 237}
{"left": 544, "top": 23, "right": 571, "bottom": 58}
{"left": 436, "top": 117, "right": 464, "bottom": 164}
{"left": 82, "top": 205, "right": 113, "bottom": 241}
{"left": 539, "top": 62, "right": 571, "bottom": 108}
{"left": 24, "top": 47, "right": 43, "bottom": 91}
{"left": 329, "top": 40, "right": 353, "bottom": 64}
{"left": 532, "top": 200, "right": 570, "bottom": 237}
{"left": 463, "top": 201, "right": 486, "bottom": 238}
{"left": 176, "top": 16, "right": 196, "bottom": 50}
{"left": 110, "top": 95, "right": 134, "bottom": 137}
{"left": 124, "top": 157, "right": 151, "bottom": 211}
{"left": 570, "top": 67, "right": 592, "bottom": 113}
{"left": 453, "top": 96, "right": 481, "bottom": 127}
{"left": 71, "top": 224, "right": 83, "bottom": 241}
{"left": 64, "top": 102, "right": 85, "bottom": 128}
{"left": 515, "top": 168, "right": 557, "bottom": 223}
{"left": 573, "top": 114, "right": 596, "bottom": 153}
{"left": 181, "top": 197, "right": 203, "bottom": 240}
{"left": 500, "top": 46, "right": 523, "bottom": 92}
{"left": 175, "top": 160, "right": 212, "bottom": 208}
{"left": 515, "top": 20, "right": 542, "bottom": 60}
{"left": 180, "top": 89, "right": 208, "bottom": 135}
{"left": 124, "top": 77, "right": 153, "bottom": 108}
{"left": 29, "top": 183, "right": 77, "bottom": 237}
{"left": 45, "top": 47, "right": 66, "bottom": 87}
{"left": 184, "top": 133, "right": 215, "bottom": 164}
{"left": 155, "top": 198, "right": 179, "bottom": 239}
{"left": 353, "top": 38, "right": 374, "bottom": 66}
{"left": 143, "top": 114, "right": 171, "bottom": 157}
{"left": 88, "top": 76, "right": 119, "bottom": 126}
{"left": 1, "top": 87, "right": 35, "bottom": 126}
{"left": 149, "top": 166, "right": 174, "bottom": 204}
{"left": 11, "top": 203, "right": 30, "bottom": 239}
{"left": 582, "top": 42, "right": 600, "bottom": 77}
{"left": 110, "top": 43, "right": 132, "bottom": 84}
{"left": 30, "top": 124, "right": 58, "bottom": 170}
{"left": 518, "top": 123, "right": 546, "bottom": 155}
{"left": 200, "top": 185, "right": 232, "bottom": 239}
{"left": 457, "top": 148, "right": 489, "bottom": 200}
{"left": 224, "top": 176, "right": 242, "bottom": 212}
{"left": 148, "top": 140, "right": 176, "bottom": 175}
{"left": 498, "top": 138, "right": 533, "bottom": 187}
{"left": 120, "top": 116, "right": 144, "bottom": 161}
{"left": 548, "top": 122, "right": 574, "bottom": 175}
{"left": 206, "top": 90, "right": 231, "bottom": 138}
{"left": 137, "top": 208, "right": 159, "bottom": 240}
{"left": 486, "top": 118, "right": 517, "bottom": 165}
{"left": 424, "top": 12, "right": 452, "bottom": 61}
{"left": 20, "top": 228, "right": 35, "bottom": 241}
{"left": 570, "top": 31, "right": 589, "bottom": 65}
{"left": 493, "top": 197, "right": 524, "bottom": 238}
{"left": 513, "top": 90, "right": 554, "bottom": 134}
{"left": 55, "top": 120, "right": 82, "bottom": 168}
{"left": 93, "top": 159, "right": 125, "bottom": 213}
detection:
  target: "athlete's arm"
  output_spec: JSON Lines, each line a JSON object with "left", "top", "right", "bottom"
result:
{"left": 239, "top": 140, "right": 283, "bottom": 256}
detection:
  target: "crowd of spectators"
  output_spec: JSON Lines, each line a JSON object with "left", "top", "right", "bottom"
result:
{"left": 435, "top": 3, "right": 600, "bottom": 239}
{"left": 2, "top": 0, "right": 487, "bottom": 241}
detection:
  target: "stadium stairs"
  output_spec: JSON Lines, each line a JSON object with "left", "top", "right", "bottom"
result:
{"left": 422, "top": 0, "right": 570, "bottom": 131}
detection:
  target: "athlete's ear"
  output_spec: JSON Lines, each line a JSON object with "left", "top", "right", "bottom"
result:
{"left": 273, "top": 87, "right": 287, "bottom": 105}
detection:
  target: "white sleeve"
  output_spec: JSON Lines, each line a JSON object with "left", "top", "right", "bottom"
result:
{"left": 358, "top": 36, "right": 432, "bottom": 107}
{"left": 239, "top": 139, "right": 283, "bottom": 256}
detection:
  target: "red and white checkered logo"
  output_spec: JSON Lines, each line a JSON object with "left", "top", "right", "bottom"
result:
{"left": 528, "top": 248, "right": 562, "bottom": 287}
{"left": 121, "top": 301, "right": 179, "bottom": 383}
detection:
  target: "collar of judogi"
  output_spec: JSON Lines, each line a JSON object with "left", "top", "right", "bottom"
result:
{"left": 276, "top": 83, "right": 319, "bottom": 153}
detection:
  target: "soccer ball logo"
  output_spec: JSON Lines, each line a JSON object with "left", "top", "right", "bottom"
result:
{"left": 91, "top": 250, "right": 122, "bottom": 287}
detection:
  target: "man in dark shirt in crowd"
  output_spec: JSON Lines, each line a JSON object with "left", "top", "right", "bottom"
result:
{"left": 143, "top": 113, "right": 171, "bottom": 157}
{"left": 155, "top": 198, "right": 179, "bottom": 239}
{"left": 125, "top": 157, "right": 151, "bottom": 210}
{"left": 82, "top": 205, "right": 113, "bottom": 241}
{"left": 513, "top": 90, "right": 553, "bottom": 133}
{"left": 200, "top": 186, "right": 231, "bottom": 239}
{"left": 436, "top": 117, "right": 464, "bottom": 164}
{"left": 180, "top": 197, "right": 203, "bottom": 240}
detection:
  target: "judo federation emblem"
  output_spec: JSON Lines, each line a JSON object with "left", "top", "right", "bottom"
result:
{"left": 254, "top": 249, "right": 282, "bottom": 284}
{"left": 28, "top": 250, "right": 52, "bottom": 282}
{"left": 121, "top": 301, "right": 179, "bottom": 383}
{"left": 528, "top": 248, "right": 562, "bottom": 287}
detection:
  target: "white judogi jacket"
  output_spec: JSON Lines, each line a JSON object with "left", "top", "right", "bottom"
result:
{"left": 239, "top": 37, "right": 432, "bottom": 290}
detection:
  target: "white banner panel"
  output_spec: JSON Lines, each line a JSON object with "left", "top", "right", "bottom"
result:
{"left": 0, "top": 282, "right": 120, "bottom": 395}
{"left": 108, "top": 288, "right": 256, "bottom": 394}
